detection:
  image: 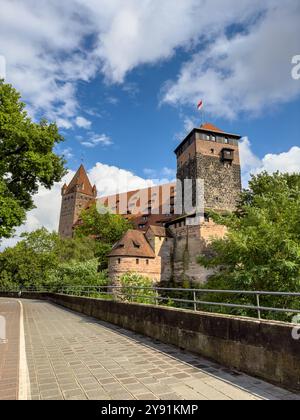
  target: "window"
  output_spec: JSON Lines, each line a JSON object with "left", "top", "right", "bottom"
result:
{"left": 118, "top": 258, "right": 121, "bottom": 264}
{"left": 146, "top": 259, "right": 149, "bottom": 265}
{"left": 136, "top": 259, "right": 139, "bottom": 265}
{"left": 133, "top": 240, "right": 140, "bottom": 248}
{"left": 211, "top": 135, "right": 216, "bottom": 142}
{"left": 211, "top": 149, "right": 214, "bottom": 154}
{"left": 224, "top": 137, "right": 229, "bottom": 144}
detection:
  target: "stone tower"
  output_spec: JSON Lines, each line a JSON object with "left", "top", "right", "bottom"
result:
{"left": 58, "top": 164, "right": 97, "bottom": 238}
{"left": 175, "top": 123, "right": 242, "bottom": 212}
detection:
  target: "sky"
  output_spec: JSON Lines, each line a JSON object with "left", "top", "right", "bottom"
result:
{"left": 0, "top": 0, "right": 300, "bottom": 248}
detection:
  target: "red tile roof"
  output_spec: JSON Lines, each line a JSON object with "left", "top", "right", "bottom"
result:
{"left": 66, "top": 164, "right": 96, "bottom": 196}
{"left": 108, "top": 230, "right": 156, "bottom": 258}
{"left": 146, "top": 225, "right": 172, "bottom": 238}
{"left": 200, "top": 123, "right": 224, "bottom": 133}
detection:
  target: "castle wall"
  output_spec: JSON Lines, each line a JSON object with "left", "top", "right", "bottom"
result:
{"left": 167, "top": 220, "right": 227, "bottom": 286}
{"left": 59, "top": 192, "right": 95, "bottom": 238}
{"left": 177, "top": 155, "right": 241, "bottom": 212}
{"left": 108, "top": 257, "right": 162, "bottom": 283}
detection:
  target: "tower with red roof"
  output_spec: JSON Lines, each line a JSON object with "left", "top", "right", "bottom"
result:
{"left": 58, "top": 165, "right": 97, "bottom": 238}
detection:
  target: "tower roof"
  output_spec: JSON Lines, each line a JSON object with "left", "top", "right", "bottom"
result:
{"left": 200, "top": 123, "right": 224, "bottom": 133}
{"left": 65, "top": 164, "right": 96, "bottom": 196}
{"left": 108, "top": 230, "right": 156, "bottom": 258}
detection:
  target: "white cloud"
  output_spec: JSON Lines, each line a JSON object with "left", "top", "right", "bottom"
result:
{"left": 143, "top": 167, "right": 176, "bottom": 182}
{"left": 2, "top": 0, "right": 298, "bottom": 127}
{"left": 75, "top": 116, "right": 92, "bottom": 129}
{"left": 0, "top": 163, "right": 153, "bottom": 250}
{"left": 162, "top": 1, "right": 300, "bottom": 118}
{"left": 80, "top": 133, "right": 113, "bottom": 148}
{"left": 89, "top": 162, "right": 154, "bottom": 197}
{"left": 0, "top": 54, "right": 6, "bottom": 78}
{"left": 1, "top": 143, "right": 300, "bottom": 251}
{"left": 60, "top": 147, "right": 74, "bottom": 159}
{"left": 0, "top": 171, "right": 75, "bottom": 250}
{"left": 240, "top": 137, "right": 300, "bottom": 186}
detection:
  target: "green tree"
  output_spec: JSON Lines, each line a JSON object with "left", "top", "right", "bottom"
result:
{"left": 75, "top": 203, "right": 132, "bottom": 269}
{"left": 0, "top": 228, "right": 59, "bottom": 289}
{"left": 198, "top": 172, "right": 300, "bottom": 320}
{"left": 47, "top": 259, "right": 108, "bottom": 291}
{"left": 0, "top": 80, "right": 66, "bottom": 238}
{"left": 119, "top": 272, "right": 157, "bottom": 304}
{"left": 0, "top": 228, "right": 103, "bottom": 290}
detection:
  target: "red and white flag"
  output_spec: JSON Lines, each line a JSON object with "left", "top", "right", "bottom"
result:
{"left": 197, "top": 100, "right": 203, "bottom": 110}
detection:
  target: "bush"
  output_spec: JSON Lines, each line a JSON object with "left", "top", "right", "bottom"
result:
{"left": 119, "top": 272, "right": 157, "bottom": 304}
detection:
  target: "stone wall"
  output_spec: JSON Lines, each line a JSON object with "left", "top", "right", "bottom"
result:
{"left": 108, "top": 256, "right": 162, "bottom": 283}
{"left": 177, "top": 155, "right": 241, "bottom": 212}
{"left": 7, "top": 292, "right": 298, "bottom": 392}
{"left": 167, "top": 221, "right": 225, "bottom": 286}
{"left": 59, "top": 191, "right": 94, "bottom": 238}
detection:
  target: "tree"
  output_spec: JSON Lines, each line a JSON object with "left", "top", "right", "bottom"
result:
{"left": 0, "top": 228, "right": 59, "bottom": 289}
{"left": 75, "top": 203, "right": 132, "bottom": 269}
{"left": 198, "top": 172, "right": 300, "bottom": 320}
{"left": 0, "top": 80, "right": 66, "bottom": 238}
{"left": 119, "top": 273, "right": 157, "bottom": 304}
{"left": 0, "top": 228, "right": 105, "bottom": 290}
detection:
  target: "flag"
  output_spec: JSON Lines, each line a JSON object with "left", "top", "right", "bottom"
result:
{"left": 197, "top": 100, "right": 203, "bottom": 110}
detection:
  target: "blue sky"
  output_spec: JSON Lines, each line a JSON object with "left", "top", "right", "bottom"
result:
{"left": 60, "top": 59, "right": 300, "bottom": 178}
{"left": 0, "top": 0, "right": 299, "bottom": 243}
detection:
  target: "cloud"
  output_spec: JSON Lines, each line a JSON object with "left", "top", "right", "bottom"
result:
{"left": 162, "top": 1, "right": 300, "bottom": 118}
{"left": 0, "top": 162, "right": 155, "bottom": 249}
{"left": 80, "top": 133, "right": 113, "bottom": 148}
{"left": 240, "top": 137, "right": 300, "bottom": 185}
{"left": 0, "top": 170, "right": 75, "bottom": 250}
{"left": 75, "top": 116, "right": 92, "bottom": 129}
{"left": 3, "top": 0, "right": 297, "bottom": 127}
{"left": 60, "top": 147, "right": 74, "bottom": 159}
{"left": 143, "top": 167, "right": 176, "bottom": 183}
{"left": 1, "top": 142, "right": 300, "bottom": 251}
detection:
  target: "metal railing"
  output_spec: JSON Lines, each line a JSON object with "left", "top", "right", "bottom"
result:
{"left": 4, "top": 285, "right": 300, "bottom": 322}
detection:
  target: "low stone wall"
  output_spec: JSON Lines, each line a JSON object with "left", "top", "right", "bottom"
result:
{"left": 1, "top": 292, "right": 299, "bottom": 391}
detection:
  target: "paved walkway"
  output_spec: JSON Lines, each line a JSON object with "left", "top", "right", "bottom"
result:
{"left": 0, "top": 298, "right": 299, "bottom": 400}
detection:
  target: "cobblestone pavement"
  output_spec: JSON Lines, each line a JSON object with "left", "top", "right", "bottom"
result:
{"left": 1, "top": 298, "right": 300, "bottom": 400}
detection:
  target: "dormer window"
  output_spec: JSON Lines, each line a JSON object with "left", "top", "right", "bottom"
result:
{"left": 132, "top": 240, "right": 140, "bottom": 248}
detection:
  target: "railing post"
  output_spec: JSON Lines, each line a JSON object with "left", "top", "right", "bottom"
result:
{"left": 256, "top": 293, "right": 261, "bottom": 320}
{"left": 155, "top": 289, "right": 159, "bottom": 306}
{"left": 193, "top": 291, "right": 197, "bottom": 311}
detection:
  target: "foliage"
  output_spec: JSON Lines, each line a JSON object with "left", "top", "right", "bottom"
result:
{"left": 198, "top": 172, "right": 300, "bottom": 321}
{"left": 0, "top": 228, "right": 108, "bottom": 291}
{"left": 75, "top": 203, "right": 132, "bottom": 269}
{"left": 0, "top": 80, "right": 66, "bottom": 238}
{"left": 47, "top": 259, "right": 108, "bottom": 291}
{"left": 119, "top": 272, "right": 157, "bottom": 304}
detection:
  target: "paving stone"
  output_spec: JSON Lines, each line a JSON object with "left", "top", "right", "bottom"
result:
{"left": 2, "top": 298, "right": 298, "bottom": 402}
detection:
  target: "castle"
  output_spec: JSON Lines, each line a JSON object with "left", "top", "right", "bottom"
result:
{"left": 59, "top": 122, "right": 242, "bottom": 285}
